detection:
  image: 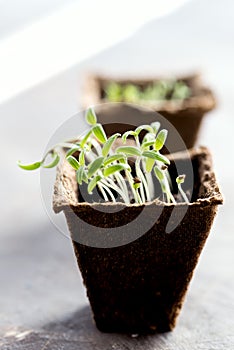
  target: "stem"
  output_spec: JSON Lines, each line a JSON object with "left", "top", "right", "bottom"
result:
{"left": 160, "top": 177, "right": 176, "bottom": 204}
{"left": 165, "top": 168, "right": 172, "bottom": 190}
{"left": 125, "top": 170, "right": 140, "bottom": 204}
{"left": 167, "top": 190, "right": 176, "bottom": 204}
{"left": 142, "top": 158, "right": 155, "bottom": 201}
{"left": 114, "top": 172, "right": 130, "bottom": 203}
{"left": 155, "top": 160, "right": 172, "bottom": 192}
{"left": 43, "top": 142, "right": 79, "bottom": 161}
{"left": 91, "top": 138, "right": 103, "bottom": 156}
{"left": 135, "top": 160, "right": 145, "bottom": 203}
{"left": 136, "top": 159, "right": 152, "bottom": 202}
{"left": 99, "top": 182, "right": 116, "bottom": 202}
{"left": 135, "top": 188, "right": 143, "bottom": 204}
{"left": 135, "top": 134, "right": 140, "bottom": 148}
{"left": 97, "top": 183, "right": 109, "bottom": 202}
{"left": 178, "top": 184, "right": 189, "bottom": 204}
{"left": 101, "top": 178, "right": 129, "bottom": 204}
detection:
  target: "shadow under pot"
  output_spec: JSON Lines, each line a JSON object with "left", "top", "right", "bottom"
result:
{"left": 82, "top": 74, "right": 216, "bottom": 153}
{"left": 53, "top": 146, "right": 223, "bottom": 334}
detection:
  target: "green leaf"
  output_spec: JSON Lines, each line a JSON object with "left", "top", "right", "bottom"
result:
{"left": 116, "top": 146, "right": 141, "bottom": 157}
{"left": 172, "top": 81, "right": 191, "bottom": 100}
{"left": 87, "top": 156, "right": 104, "bottom": 177}
{"left": 82, "top": 169, "right": 89, "bottom": 184}
{"left": 145, "top": 157, "right": 155, "bottom": 172}
{"left": 151, "top": 121, "right": 161, "bottom": 134}
{"left": 102, "top": 133, "right": 121, "bottom": 157}
{"left": 80, "top": 129, "right": 92, "bottom": 148}
{"left": 79, "top": 150, "right": 85, "bottom": 165}
{"left": 76, "top": 166, "right": 83, "bottom": 185}
{"left": 17, "top": 160, "right": 42, "bottom": 171}
{"left": 103, "top": 164, "right": 131, "bottom": 177}
{"left": 154, "top": 166, "right": 164, "bottom": 181}
{"left": 92, "top": 124, "right": 107, "bottom": 144}
{"left": 176, "top": 174, "right": 186, "bottom": 184}
{"left": 103, "top": 154, "right": 125, "bottom": 166}
{"left": 66, "top": 156, "right": 80, "bottom": 170}
{"left": 154, "top": 129, "right": 168, "bottom": 151}
{"left": 133, "top": 182, "right": 141, "bottom": 190}
{"left": 135, "top": 125, "right": 154, "bottom": 135}
{"left": 88, "top": 175, "right": 102, "bottom": 194}
{"left": 76, "top": 166, "right": 88, "bottom": 185}
{"left": 43, "top": 152, "right": 60, "bottom": 168}
{"left": 122, "top": 130, "right": 136, "bottom": 143}
{"left": 65, "top": 146, "right": 80, "bottom": 157}
{"left": 105, "top": 82, "right": 123, "bottom": 102}
{"left": 85, "top": 107, "right": 97, "bottom": 125}
{"left": 122, "top": 84, "right": 140, "bottom": 102}
{"left": 141, "top": 140, "right": 155, "bottom": 149}
{"left": 142, "top": 132, "right": 155, "bottom": 144}
{"left": 142, "top": 150, "right": 170, "bottom": 165}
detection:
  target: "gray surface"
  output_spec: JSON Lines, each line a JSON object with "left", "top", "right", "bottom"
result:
{"left": 1, "top": 0, "right": 234, "bottom": 348}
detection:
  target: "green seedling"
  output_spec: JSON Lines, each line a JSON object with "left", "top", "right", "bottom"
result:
{"left": 18, "top": 108, "right": 189, "bottom": 204}
{"left": 104, "top": 79, "right": 191, "bottom": 103}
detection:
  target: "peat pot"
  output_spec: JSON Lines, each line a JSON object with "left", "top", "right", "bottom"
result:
{"left": 82, "top": 74, "right": 216, "bottom": 153}
{"left": 53, "top": 146, "right": 223, "bottom": 334}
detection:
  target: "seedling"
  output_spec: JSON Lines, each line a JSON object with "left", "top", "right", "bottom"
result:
{"left": 18, "top": 108, "right": 189, "bottom": 204}
{"left": 105, "top": 79, "right": 191, "bottom": 103}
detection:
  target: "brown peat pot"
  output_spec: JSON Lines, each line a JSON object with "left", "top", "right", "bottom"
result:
{"left": 82, "top": 74, "right": 216, "bottom": 152}
{"left": 53, "top": 147, "right": 223, "bottom": 334}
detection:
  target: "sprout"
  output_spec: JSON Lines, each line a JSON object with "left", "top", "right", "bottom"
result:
{"left": 176, "top": 175, "right": 189, "bottom": 203}
{"left": 154, "top": 130, "right": 168, "bottom": 151}
{"left": 18, "top": 108, "right": 189, "bottom": 205}
{"left": 66, "top": 155, "right": 80, "bottom": 170}
{"left": 104, "top": 82, "right": 122, "bottom": 102}
{"left": 104, "top": 79, "right": 191, "bottom": 103}
{"left": 85, "top": 107, "right": 97, "bottom": 125}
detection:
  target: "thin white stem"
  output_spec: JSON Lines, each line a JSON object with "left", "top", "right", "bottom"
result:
{"left": 137, "top": 160, "right": 152, "bottom": 202}
{"left": 165, "top": 192, "right": 170, "bottom": 203}
{"left": 99, "top": 181, "right": 116, "bottom": 202}
{"left": 114, "top": 172, "right": 130, "bottom": 203}
{"left": 125, "top": 170, "right": 139, "bottom": 203}
{"left": 97, "top": 183, "right": 109, "bottom": 202}
{"left": 91, "top": 138, "right": 103, "bottom": 156}
{"left": 165, "top": 168, "right": 172, "bottom": 190}
{"left": 155, "top": 160, "right": 172, "bottom": 191}
{"left": 142, "top": 159, "right": 155, "bottom": 201}
{"left": 44, "top": 142, "right": 79, "bottom": 160}
{"left": 168, "top": 190, "right": 176, "bottom": 204}
{"left": 165, "top": 182, "right": 176, "bottom": 204}
{"left": 101, "top": 177, "right": 129, "bottom": 204}
{"left": 178, "top": 184, "right": 189, "bottom": 204}
{"left": 85, "top": 150, "right": 96, "bottom": 162}
{"left": 135, "top": 160, "right": 146, "bottom": 203}
{"left": 135, "top": 188, "right": 143, "bottom": 204}
{"left": 160, "top": 177, "right": 176, "bottom": 204}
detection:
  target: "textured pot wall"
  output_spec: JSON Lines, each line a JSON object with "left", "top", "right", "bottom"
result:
{"left": 69, "top": 204, "right": 217, "bottom": 333}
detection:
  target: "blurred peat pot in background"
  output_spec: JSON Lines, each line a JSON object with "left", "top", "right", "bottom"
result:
{"left": 82, "top": 73, "right": 216, "bottom": 153}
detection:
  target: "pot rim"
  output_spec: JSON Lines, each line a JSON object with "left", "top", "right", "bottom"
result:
{"left": 82, "top": 72, "right": 216, "bottom": 115}
{"left": 53, "top": 146, "right": 223, "bottom": 214}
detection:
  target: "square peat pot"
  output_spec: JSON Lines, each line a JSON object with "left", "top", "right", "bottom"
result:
{"left": 82, "top": 74, "right": 216, "bottom": 153}
{"left": 53, "top": 147, "right": 223, "bottom": 334}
